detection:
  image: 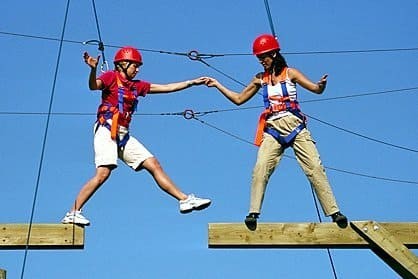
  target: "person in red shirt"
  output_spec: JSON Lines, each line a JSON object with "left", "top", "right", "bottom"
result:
{"left": 62, "top": 46, "right": 211, "bottom": 225}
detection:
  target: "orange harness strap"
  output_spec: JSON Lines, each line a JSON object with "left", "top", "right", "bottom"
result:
{"left": 254, "top": 109, "right": 269, "bottom": 146}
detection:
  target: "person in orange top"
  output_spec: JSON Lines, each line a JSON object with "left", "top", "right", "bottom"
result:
{"left": 62, "top": 46, "right": 211, "bottom": 225}
{"left": 205, "top": 34, "right": 347, "bottom": 230}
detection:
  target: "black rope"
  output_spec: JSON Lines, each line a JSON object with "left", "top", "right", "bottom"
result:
{"left": 20, "top": 1, "right": 71, "bottom": 278}
{"left": 2, "top": 30, "right": 418, "bottom": 57}
{"left": 306, "top": 113, "right": 418, "bottom": 153}
{"left": 263, "top": 0, "right": 277, "bottom": 38}
{"left": 85, "top": 0, "right": 108, "bottom": 71}
{"left": 179, "top": 111, "right": 418, "bottom": 185}
{"left": 310, "top": 186, "right": 339, "bottom": 279}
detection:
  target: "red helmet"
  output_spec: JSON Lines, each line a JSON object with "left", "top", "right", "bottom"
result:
{"left": 252, "top": 34, "right": 280, "bottom": 55}
{"left": 114, "top": 46, "right": 143, "bottom": 65}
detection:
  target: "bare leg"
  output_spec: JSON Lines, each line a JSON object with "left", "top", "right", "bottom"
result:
{"left": 71, "top": 166, "right": 112, "bottom": 211}
{"left": 141, "top": 157, "right": 188, "bottom": 201}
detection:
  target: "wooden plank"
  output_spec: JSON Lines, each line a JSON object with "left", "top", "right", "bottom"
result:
{"left": 0, "top": 224, "right": 84, "bottom": 249}
{"left": 208, "top": 222, "right": 418, "bottom": 248}
{"left": 351, "top": 221, "right": 418, "bottom": 279}
{"left": 0, "top": 269, "right": 5, "bottom": 279}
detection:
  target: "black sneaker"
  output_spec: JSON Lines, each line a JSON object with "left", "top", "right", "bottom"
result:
{"left": 331, "top": 211, "right": 348, "bottom": 228}
{"left": 244, "top": 213, "right": 259, "bottom": 231}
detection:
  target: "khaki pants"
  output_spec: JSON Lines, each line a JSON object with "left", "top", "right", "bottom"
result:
{"left": 249, "top": 115, "right": 340, "bottom": 216}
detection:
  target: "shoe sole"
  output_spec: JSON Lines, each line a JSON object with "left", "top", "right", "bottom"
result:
{"left": 61, "top": 220, "right": 90, "bottom": 226}
{"left": 244, "top": 218, "right": 257, "bottom": 231}
{"left": 180, "top": 201, "right": 211, "bottom": 214}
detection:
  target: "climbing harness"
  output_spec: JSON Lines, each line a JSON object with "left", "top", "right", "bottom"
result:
{"left": 95, "top": 74, "right": 139, "bottom": 147}
{"left": 254, "top": 68, "right": 306, "bottom": 147}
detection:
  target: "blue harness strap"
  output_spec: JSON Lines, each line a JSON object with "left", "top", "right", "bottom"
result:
{"left": 262, "top": 77, "right": 306, "bottom": 148}
{"left": 95, "top": 75, "right": 140, "bottom": 148}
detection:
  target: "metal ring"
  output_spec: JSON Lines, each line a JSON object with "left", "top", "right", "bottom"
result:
{"left": 187, "top": 50, "right": 200, "bottom": 61}
{"left": 183, "top": 109, "right": 195, "bottom": 120}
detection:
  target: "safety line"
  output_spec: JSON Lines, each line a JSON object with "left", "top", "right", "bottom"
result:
{"left": 187, "top": 114, "right": 418, "bottom": 185}
{"left": 310, "top": 186, "right": 339, "bottom": 279}
{"left": 0, "top": 86, "right": 416, "bottom": 116}
{"left": 90, "top": 0, "right": 108, "bottom": 71}
{"left": 193, "top": 57, "right": 248, "bottom": 87}
{"left": 1, "top": 87, "right": 417, "bottom": 155}
{"left": 305, "top": 114, "right": 418, "bottom": 153}
{"left": 1, "top": 30, "right": 418, "bottom": 56}
{"left": 263, "top": 0, "right": 277, "bottom": 38}
{"left": 20, "top": 1, "right": 71, "bottom": 278}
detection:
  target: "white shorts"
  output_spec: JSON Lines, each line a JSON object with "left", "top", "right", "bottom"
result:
{"left": 93, "top": 123, "right": 153, "bottom": 170}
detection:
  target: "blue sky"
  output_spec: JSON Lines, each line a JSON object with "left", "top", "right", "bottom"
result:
{"left": 1, "top": 0, "right": 417, "bottom": 278}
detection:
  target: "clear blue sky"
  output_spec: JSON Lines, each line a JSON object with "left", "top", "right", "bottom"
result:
{"left": 1, "top": 0, "right": 417, "bottom": 278}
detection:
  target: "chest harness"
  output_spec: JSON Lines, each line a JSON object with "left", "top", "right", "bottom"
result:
{"left": 95, "top": 75, "right": 138, "bottom": 148}
{"left": 254, "top": 68, "right": 306, "bottom": 147}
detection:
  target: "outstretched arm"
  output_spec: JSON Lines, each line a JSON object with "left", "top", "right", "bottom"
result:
{"left": 289, "top": 68, "right": 328, "bottom": 94}
{"left": 83, "top": 52, "right": 103, "bottom": 90}
{"left": 205, "top": 76, "right": 260, "bottom": 105}
{"left": 149, "top": 77, "right": 207, "bottom": 94}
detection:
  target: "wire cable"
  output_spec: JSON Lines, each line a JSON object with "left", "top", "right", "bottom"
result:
{"left": 1, "top": 85, "right": 417, "bottom": 154}
{"left": 184, "top": 114, "right": 418, "bottom": 185}
{"left": 1, "top": 30, "right": 418, "bottom": 56}
{"left": 305, "top": 113, "right": 418, "bottom": 153}
{"left": 1, "top": 85, "right": 416, "bottom": 116}
{"left": 310, "top": 186, "right": 339, "bottom": 279}
{"left": 20, "top": 1, "right": 70, "bottom": 278}
{"left": 89, "top": 0, "right": 108, "bottom": 71}
{"left": 263, "top": 0, "right": 277, "bottom": 39}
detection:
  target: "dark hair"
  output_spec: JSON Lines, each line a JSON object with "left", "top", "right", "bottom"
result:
{"left": 272, "top": 51, "right": 288, "bottom": 76}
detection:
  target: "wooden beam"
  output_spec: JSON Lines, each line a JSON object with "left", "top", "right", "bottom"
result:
{"left": 208, "top": 221, "right": 418, "bottom": 248}
{"left": 0, "top": 269, "right": 5, "bottom": 279}
{"left": 351, "top": 221, "right": 418, "bottom": 279}
{"left": 0, "top": 224, "right": 84, "bottom": 249}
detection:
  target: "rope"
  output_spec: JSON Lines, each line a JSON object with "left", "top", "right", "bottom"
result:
{"left": 2, "top": 30, "right": 418, "bottom": 56}
{"left": 182, "top": 50, "right": 249, "bottom": 87}
{"left": 263, "top": 0, "right": 277, "bottom": 38}
{"left": 179, "top": 110, "right": 418, "bottom": 185}
{"left": 305, "top": 113, "right": 418, "bottom": 153}
{"left": 20, "top": 1, "right": 70, "bottom": 278}
{"left": 86, "top": 0, "right": 108, "bottom": 71}
{"left": 310, "top": 186, "right": 339, "bottom": 279}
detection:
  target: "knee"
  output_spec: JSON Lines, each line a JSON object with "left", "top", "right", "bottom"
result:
{"left": 143, "top": 157, "right": 163, "bottom": 173}
{"left": 95, "top": 167, "right": 111, "bottom": 184}
{"left": 304, "top": 162, "right": 326, "bottom": 178}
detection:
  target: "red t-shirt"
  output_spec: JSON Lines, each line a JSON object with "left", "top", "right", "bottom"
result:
{"left": 97, "top": 71, "right": 151, "bottom": 127}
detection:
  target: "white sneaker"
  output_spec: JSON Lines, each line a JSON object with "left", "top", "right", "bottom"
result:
{"left": 179, "top": 194, "right": 211, "bottom": 214}
{"left": 61, "top": 210, "right": 90, "bottom": 226}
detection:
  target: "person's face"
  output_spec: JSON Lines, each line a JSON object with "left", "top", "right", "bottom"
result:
{"left": 256, "top": 52, "right": 275, "bottom": 70}
{"left": 125, "top": 62, "right": 141, "bottom": 79}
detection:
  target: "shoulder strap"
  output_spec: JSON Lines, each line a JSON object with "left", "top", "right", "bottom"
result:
{"left": 115, "top": 74, "right": 125, "bottom": 113}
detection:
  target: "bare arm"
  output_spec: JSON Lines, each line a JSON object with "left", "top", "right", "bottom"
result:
{"left": 288, "top": 68, "right": 328, "bottom": 94}
{"left": 149, "top": 77, "right": 207, "bottom": 94}
{"left": 83, "top": 52, "right": 103, "bottom": 90}
{"left": 205, "top": 76, "right": 260, "bottom": 105}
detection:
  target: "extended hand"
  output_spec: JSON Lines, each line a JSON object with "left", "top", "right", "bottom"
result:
{"left": 189, "top": 76, "right": 209, "bottom": 86}
{"left": 318, "top": 74, "right": 328, "bottom": 86}
{"left": 83, "top": 52, "right": 100, "bottom": 69}
{"left": 204, "top": 77, "right": 219, "bottom": 88}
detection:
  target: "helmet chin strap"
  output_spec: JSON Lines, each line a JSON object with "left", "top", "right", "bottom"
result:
{"left": 117, "top": 61, "right": 132, "bottom": 78}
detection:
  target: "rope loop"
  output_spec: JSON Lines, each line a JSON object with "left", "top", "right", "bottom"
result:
{"left": 187, "top": 50, "right": 200, "bottom": 61}
{"left": 182, "top": 109, "right": 195, "bottom": 120}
